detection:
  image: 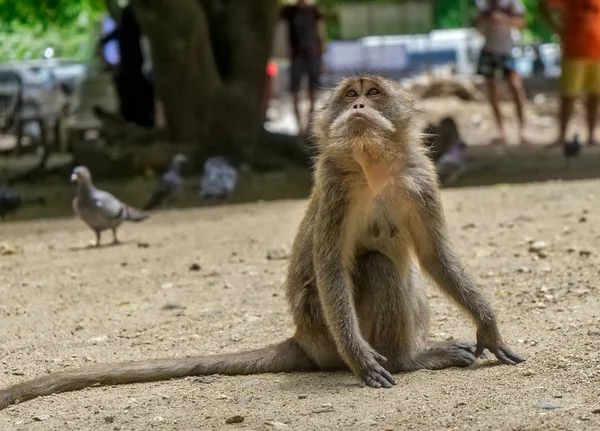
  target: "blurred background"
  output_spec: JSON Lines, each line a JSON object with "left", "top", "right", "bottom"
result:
{"left": 0, "top": 0, "right": 596, "bottom": 221}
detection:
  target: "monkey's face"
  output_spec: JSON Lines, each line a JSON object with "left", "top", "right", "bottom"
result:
{"left": 313, "top": 75, "right": 416, "bottom": 157}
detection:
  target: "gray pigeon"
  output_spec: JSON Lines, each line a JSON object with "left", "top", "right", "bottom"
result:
{"left": 143, "top": 153, "right": 187, "bottom": 210}
{"left": 71, "top": 166, "right": 148, "bottom": 246}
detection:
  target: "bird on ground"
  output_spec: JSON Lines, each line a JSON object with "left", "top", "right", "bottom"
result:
{"left": 70, "top": 166, "right": 148, "bottom": 247}
{"left": 436, "top": 139, "right": 467, "bottom": 185}
{"left": 143, "top": 153, "right": 188, "bottom": 210}
{"left": 563, "top": 134, "right": 581, "bottom": 159}
{"left": 0, "top": 188, "right": 46, "bottom": 220}
{"left": 199, "top": 156, "right": 238, "bottom": 200}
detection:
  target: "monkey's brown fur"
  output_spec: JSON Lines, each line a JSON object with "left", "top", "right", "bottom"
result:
{"left": 0, "top": 74, "right": 524, "bottom": 410}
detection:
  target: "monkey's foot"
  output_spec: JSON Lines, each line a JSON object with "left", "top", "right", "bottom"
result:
{"left": 408, "top": 347, "right": 476, "bottom": 371}
{"left": 357, "top": 350, "right": 396, "bottom": 389}
{"left": 429, "top": 339, "right": 488, "bottom": 359}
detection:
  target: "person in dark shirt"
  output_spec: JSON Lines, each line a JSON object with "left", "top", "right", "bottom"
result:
{"left": 280, "top": 0, "right": 325, "bottom": 136}
{"left": 100, "top": 5, "right": 155, "bottom": 129}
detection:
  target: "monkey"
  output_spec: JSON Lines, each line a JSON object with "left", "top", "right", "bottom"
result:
{"left": 0, "top": 73, "right": 524, "bottom": 411}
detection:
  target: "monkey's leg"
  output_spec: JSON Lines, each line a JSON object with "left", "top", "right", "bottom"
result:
{"left": 95, "top": 231, "right": 101, "bottom": 247}
{"left": 0, "top": 338, "right": 316, "bottom": 411}
{"left": 353, "top": 252, "right": 420, "bottom": 373}
{"left": 354, "top": 254, "right": 475, "bottom": 373}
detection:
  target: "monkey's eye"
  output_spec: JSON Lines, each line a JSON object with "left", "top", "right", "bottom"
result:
{"left": 345, "top": 90, "right": 358, "bottom": 98}
{"left": 367, "top": 88, "right": 380, "bottom": 96}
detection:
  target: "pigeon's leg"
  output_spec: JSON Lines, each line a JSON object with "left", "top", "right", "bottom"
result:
{"left": 95, "top": 231, "right": 101, "bottom": 247}
{"left": 111, "top": 228, "right": 120, "bottom": 245}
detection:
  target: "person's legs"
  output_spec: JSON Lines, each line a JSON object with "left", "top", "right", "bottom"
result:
{"left": 306, "top": 54, "right": 323, "bottom": 134}
{"left": 505, "top": 56, "right": 528, "bottom": 144}
{"left": 552, "top": 58, "right": 584, "bottom": 147}
{"left": 289, "top": 56, "right": 304, "bottom": 134}
{"left": 583, "top": 60, "right": 600, "bottom": 145}
{"left": 485, "top": 77, "right": 506, "bottom": 144}
{"left": 477, "top": 50, "right": 506, "bottom": 144}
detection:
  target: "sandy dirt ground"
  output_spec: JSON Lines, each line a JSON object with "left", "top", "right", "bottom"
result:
{"left": 0, "top": 177, "right": 599, "bottom": 430}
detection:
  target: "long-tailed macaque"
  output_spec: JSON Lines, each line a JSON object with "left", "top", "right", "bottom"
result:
{"left": 0, "top": 74, "right": 524, "bottom": 410}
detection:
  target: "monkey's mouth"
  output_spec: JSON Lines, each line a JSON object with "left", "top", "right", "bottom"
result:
{"left": 350, "top": 112, "right": 370, "bottom": 120}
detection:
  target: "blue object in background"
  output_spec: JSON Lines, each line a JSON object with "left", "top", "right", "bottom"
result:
{"left": 102, "top": 15, "right": 120, "bottom": 66}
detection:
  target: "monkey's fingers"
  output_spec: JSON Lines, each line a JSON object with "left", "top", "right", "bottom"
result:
{"left": 370, "top": 351, "right": 388, "bottom": 364}
{"left": 491, "top": 346, "right": 526, "bottom": 365}
{"left": 474, "top": 342, "right": 486, "bottom": 359}
{"left": 362, "top": 365, "right": 396, "bottom": 389}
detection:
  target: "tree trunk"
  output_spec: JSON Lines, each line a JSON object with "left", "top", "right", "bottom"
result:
{"left": 129, "top": 0, "right": 307, "bottom": 169}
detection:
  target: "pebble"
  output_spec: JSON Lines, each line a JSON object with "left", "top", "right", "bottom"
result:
{"left": 298, "top": 394, "right": 308, "bottom": 399}
{"left": 104, "top": 416, "right": 114, "bottom": 423}
{"left": 589, "top": 330, "right": 600, "bottom": 336}
{"left": 87, "top": 335, "right": 108, "bottom": 345}
{"left": 579, "top": 249, "right": 592, "bottom": 257}
{"left": 0, "top": 243, "right": 20, "bottom": 256}
{"left": 33, "top": 415, "right": 50, "bottom": 421}
{"left": 522, "top": 370, "right": 534, "bottom": 376}
{"left": 266, "top": 421, "right": 289, "bottom": 430}
{"left": 537, "top": 401, "right": 559, "bottom": 410}
{"left": 225, "top": 415, "right": 244, "bottom": 424}
{"left": 266, "top": 248, "right": 289, "bottom": 261}
{"left": 238, "top": 394, "right": 253, "bottom": 405}
{"left": 195, "top": 375, "right": 218, "bottom": 384}
{"left": 161, "top": 303, "right": 184, "bottom": 311}
{"left": 529, "top": 241, "right": 548, "bottom": 253}
{"left": 592, "top": 408, "right": 600, "bottom": 414}
{"left": 312, "top": 403, "right": 334, "bottom": 414}
{"left": 357, "top": 417, "right": 378, "bottom": 426}
{"left": 161, "top": 282, "right": 174, "bottom": 290}
{"left": 189, "top": 263, "right": 201, "bottom": 271}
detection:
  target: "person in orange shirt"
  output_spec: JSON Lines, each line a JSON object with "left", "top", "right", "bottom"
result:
{"left": 540, "top": 0, "right": 600, "bottom": 147}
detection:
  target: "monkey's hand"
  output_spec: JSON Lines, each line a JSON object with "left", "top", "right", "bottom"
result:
{"left": 474, "top": 322, "right": 526, "bottom": 365}
{"left": 354, "top": 346, "right": 396, "bottom": 389}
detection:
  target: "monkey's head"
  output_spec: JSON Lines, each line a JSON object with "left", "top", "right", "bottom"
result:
{"left": 312, "top": 74, "right": 420, "bottom": 159}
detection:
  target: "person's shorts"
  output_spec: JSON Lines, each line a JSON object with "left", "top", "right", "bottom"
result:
{"left": 290, "top": 54, "right": 321, "bottom": 93}
{"left": 476, "top": 50, "right": 517, "bottom": 79}
{"left": 560, "top": 58, "right": 600, "bottom": 96}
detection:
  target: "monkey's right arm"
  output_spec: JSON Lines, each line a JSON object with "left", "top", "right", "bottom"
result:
{"left": 409, "top": 185, "right": 525, "bottom": 366}
{"left": 312, "top": 171, "right": 395, "bottom": 388}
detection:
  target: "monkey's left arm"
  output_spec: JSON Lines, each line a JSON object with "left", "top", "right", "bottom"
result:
{"left": 409, "top": 186, "right": 525, "bottom": 366}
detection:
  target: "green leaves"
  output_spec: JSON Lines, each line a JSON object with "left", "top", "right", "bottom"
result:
{"left": 0, "top": 0, "right": 104, "bottom": 29}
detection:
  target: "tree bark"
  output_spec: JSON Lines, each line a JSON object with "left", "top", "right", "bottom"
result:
{"left": 129, "top": 0, "right": 302, "bottom": 169}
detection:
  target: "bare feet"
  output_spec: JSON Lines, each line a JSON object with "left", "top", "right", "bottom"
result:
{"left": 519, "top": 131, "right": 533, "bottom": 146}
{"left": 490, "top": 136, "right": 507, "bottom": 146}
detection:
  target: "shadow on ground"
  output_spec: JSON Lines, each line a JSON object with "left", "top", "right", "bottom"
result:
{"left": 2, "top": 143, "right": 599, "bottom": 222}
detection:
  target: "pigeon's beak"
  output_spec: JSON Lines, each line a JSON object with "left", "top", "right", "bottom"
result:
{"left": 70, "top": 173, "right": 78, "bottom": 182}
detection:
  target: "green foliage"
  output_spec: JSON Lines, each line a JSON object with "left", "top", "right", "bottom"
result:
{"left": 0, "top": 0, "right": 105, "bottom": 29}
{"left": 0, "top": 0, "right": 105, "bottom": 61}
{"left": 318, "top": 0, "right": 555, "bottom": 43}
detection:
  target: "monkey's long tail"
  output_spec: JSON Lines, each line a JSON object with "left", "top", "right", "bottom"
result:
{"left": 0, "top": 338, "right": 315, "bottom": 410}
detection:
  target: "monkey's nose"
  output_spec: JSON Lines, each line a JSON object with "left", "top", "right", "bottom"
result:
{"left": 352, "top": 104, "right": 365, "bottom": 109}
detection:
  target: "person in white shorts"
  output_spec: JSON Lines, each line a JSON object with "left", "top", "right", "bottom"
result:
{"left": 475, "top": 0, "right": 529, "bottom": 145}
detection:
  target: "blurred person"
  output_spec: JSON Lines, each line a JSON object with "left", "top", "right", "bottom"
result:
{"left": 475, "top": 0, "right": 528, "bottom": 145}
{"left": 99, "top": 5, "right": 155, "bottom": 129}
{"left": 280, "top": 0, "right": 326, "bottom": 136}
{"left": 539, "top": 0, "right": 600, "bottom": 147}
{"left": 532, "top": 43, "right": 546, "bottom": 77}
